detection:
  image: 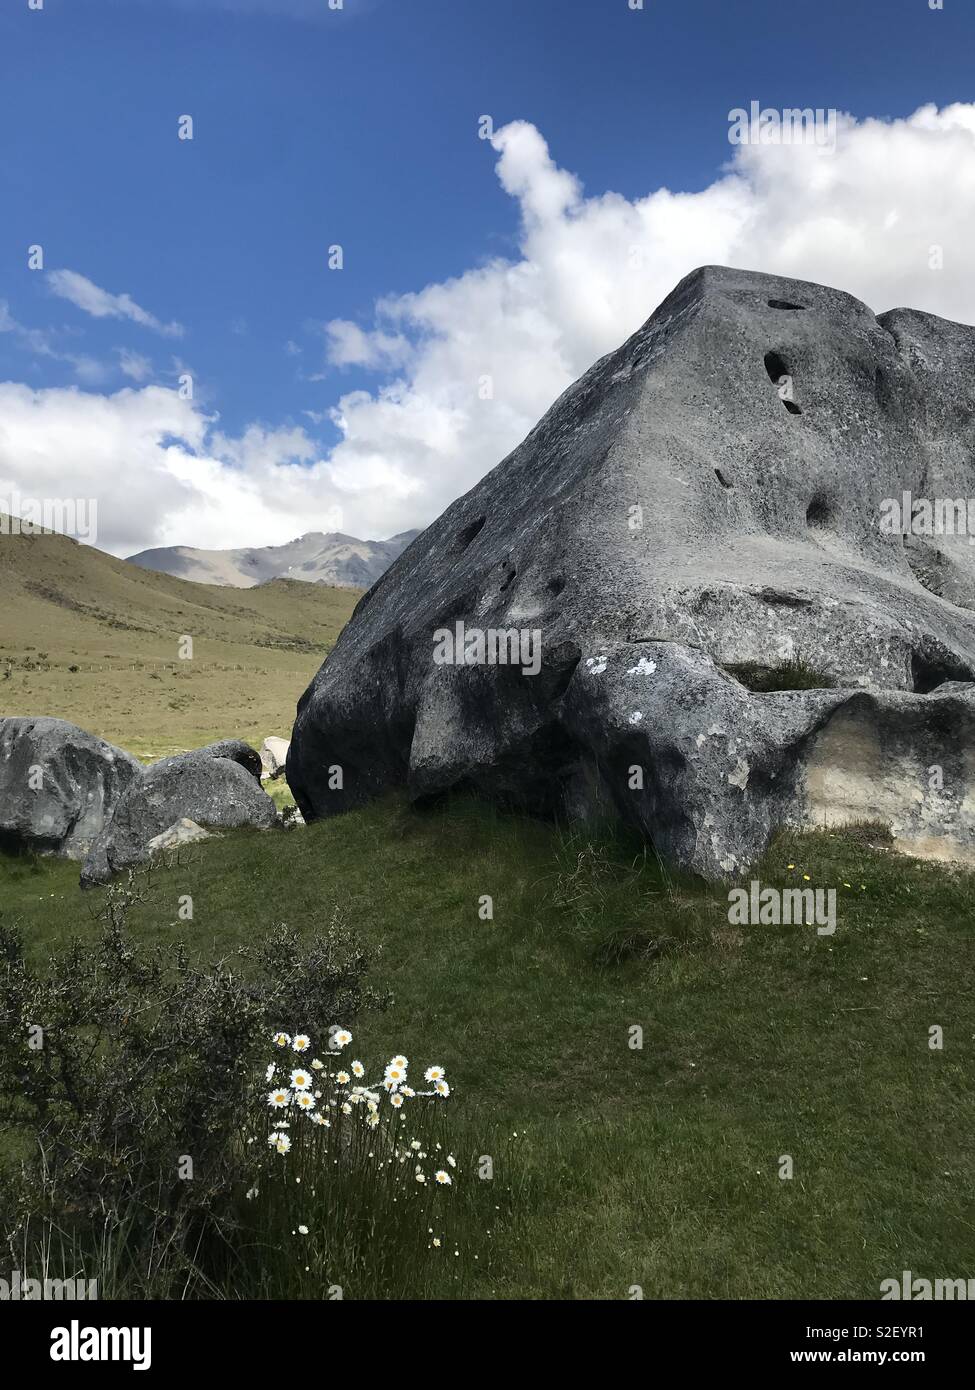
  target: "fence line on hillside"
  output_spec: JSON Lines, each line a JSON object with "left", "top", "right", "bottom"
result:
{"left": 6, "top": 662, "right": 317, "bottom": 676}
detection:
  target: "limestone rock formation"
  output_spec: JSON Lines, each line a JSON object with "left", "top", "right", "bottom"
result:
{"left": 0, "top": 717, "right": 142, "bottom": 859}
{"left": 81, "top": 745, "right": 277, "bottom": 885}
{"left": 287, "top": 265, "right": 975, "bottom": 876}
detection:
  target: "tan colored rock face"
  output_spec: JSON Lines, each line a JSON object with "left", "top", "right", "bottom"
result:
{"left": 801, "top": 700, "right": 975, "bottom": 868}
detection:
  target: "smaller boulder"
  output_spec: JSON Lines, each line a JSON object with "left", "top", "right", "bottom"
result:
{"left": 81, "top": 749, "right": 277, "bottom": 885}
{"left": 0, "top": 717, "right": 142, "bottom": 860}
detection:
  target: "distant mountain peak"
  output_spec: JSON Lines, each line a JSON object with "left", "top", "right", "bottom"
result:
{"left": 126, "top": 528, "right": 421, "bottom": 590}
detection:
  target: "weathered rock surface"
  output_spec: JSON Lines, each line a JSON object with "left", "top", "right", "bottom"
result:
{"left": 287, "top": 265, "right": 975, "bottom": 876}
{"left": 260, "top": 736, "right": 290, "bottom": 780}
{"left": 0, "top": 717, "right": 142, "bottom": 859}
{"left": 82, "top": 746, "right": 277, "bottom": 885}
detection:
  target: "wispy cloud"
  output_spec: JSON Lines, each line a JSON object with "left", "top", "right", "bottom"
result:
{"left": 47, "top": 270, "right": 184, "bottom": 338}
{"left": 117, "top": 348, "right": 154, "bottom": 382}
{"left": 0, "top": 298, "right": 111, "bottom": 383}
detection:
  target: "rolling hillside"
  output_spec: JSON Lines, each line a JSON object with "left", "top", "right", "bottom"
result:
{"left": 0, "top": 521, "right": 358, "bottom": 760}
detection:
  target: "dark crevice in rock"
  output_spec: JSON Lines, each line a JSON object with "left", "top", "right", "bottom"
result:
{"left": 768, "top": 299, "right": 806, "bottom": 311}
{"left": 806, "top": 495, "right": 834, "bottom": 530}
{"left": 723, "top": 658, "right": 836, "bottom": 692}
{"left": 714, "top": 467, "right": 732, "bottom": 489}
{"left": 765, "top": 351, "right": 802, "bottom": 413}
{"left": 911, "top": 646, "right": 971, "bottom": 694}
{"left": 548, "top": 574, "right": 566, "bottom": 596}
{"left": 764, "top": 351, "right": 789, "bottom": 382}
{"left": 546, "top": 648, "right": 582, "bottom": 701}
{"left": 455, "top": 515, "right": 486, "bottom": 553}
{"left": 757, "top": 587, "right": 813, "bottom": 608}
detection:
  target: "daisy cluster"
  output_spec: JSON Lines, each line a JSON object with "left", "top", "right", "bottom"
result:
{"left": 264, "top": 1029, "right": 451, "bottom": 1157}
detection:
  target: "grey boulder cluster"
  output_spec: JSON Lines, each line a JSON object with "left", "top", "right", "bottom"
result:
{"left": 0, "top": 717, "right": 279, "bottom": 885}
{"left": 288, "top": 264, "right": 975, "bottom": 876}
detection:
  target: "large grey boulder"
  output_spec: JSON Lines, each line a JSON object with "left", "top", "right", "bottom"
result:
{"left": 287, "top": 265, "right": 975, "bottom": 876}
{"left": 0, "top": 717, "right": 142, "bottom": 859}
{"left": 81, "top": 747, "right": 277, "bottom": 885}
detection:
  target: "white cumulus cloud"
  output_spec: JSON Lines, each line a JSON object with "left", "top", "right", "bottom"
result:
{"left": 7, "top": 104, "right": 975, "bottom": 555}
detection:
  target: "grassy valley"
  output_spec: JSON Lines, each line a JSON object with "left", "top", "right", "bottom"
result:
{"left": 0, "top": 525, "right": 358, "bottom": 760}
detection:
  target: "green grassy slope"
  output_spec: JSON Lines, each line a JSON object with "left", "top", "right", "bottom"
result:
{"left": 0, "top": 525, "right": 358, "bottom": 759}
{"left": 4, "top": 795, "right": 972, "bottom": 1299}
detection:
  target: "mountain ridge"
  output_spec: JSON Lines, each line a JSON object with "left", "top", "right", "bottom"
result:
{"left": 127, "top": 529, "right": 422, "bottom": 589}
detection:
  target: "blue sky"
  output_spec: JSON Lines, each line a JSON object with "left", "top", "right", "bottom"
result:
{"left": 2, "top": 0, "right": 974, "bottom": 553}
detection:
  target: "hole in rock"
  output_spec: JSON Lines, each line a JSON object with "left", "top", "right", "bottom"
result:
{"left": 548, "top": 574, "right": 566, "bottom": 597}
{"left": 764, "top": 351, "right": 788, "bottom": 382}
{"left": 499, "top": 565, "right": 517, "bottom": 594}
{"left": 768, "top": 299, "right": 806, "bottom": 311}
{"left": 910, "top": 648, "right": 969, "bottom": 694}
{"left": 806, "top": 495, "right": 834, "bottom": 530}
{"left": 764, "top": 351, "right": 803, "bottom": 413}
{"left": 455, "top": 515, "right": 486, "bottom": 553}
{"left": 714, "top": 467, "right": 733, "bottom": 489}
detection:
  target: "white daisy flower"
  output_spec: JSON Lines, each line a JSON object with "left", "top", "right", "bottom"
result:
{"left": 410, "top": 1139, "right": 422, "bottom": 1151}
{"left": 424, "top": 1065, "right": 444, "bottom": 1083}
{"left": 390, "top": 1092, "right": 404, "bottom": 1109}
{"left": 275, "top": 1134, "right": 292, "bottom": 1154}
{"left": 295, "top": 1091, "right": 316, "bottom": 1110}
{"left": 366, "top": 1111, "right": 380, "bottom": 1128}
{"left": 390, "top": 1055, "right": 408, "bottom": 1070}
{"left": 268, "top": 1088, "right": 291, "bottom": 1109}
{"left": 401, "top": 1086, "right": 416, "bottom": 1098}
{"left": 298, "top": 1225, "right": 309, "bottom": 1235}
{"left": 273, "top": 1032, "right": 291, "bottom": 1049}
{"left": 333, "top": 1029, "right": 352, "bottom": 1048}
{"left": 290, "top": 1069, "right": 312, "bottom": 1091}
{"left": 311, "top": 1058, "right": 325, "bottom": 1071}
{"left": 311, "top": 1113, "right": 330, "bottom": 1127}
{"left": 341, "top": 1103, "right": 352, "bottom": 1115}
{"left": 384, "top": 1063, "right": 407, "bottom": 1087}
{"left": 336, "top": 1070, "right": 351, "bottom": 1086}
{"left": 265, "top": 1063, "right": 276, "bottom": 1081}
{"left": 434, "top": 1170, "right": 452, "bottom": 1186}
{"left": 292, "top": 1034, "right": 311, "bottom": 1052}
{"left": 415, "top": 1171, "right": 427, "bottom": 1184}
{"left": 434, "top": 1079, "right": 451, "bottom": 1098}
{"left": 351, "top": 1060, "right": 365, "bottom": 1078}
